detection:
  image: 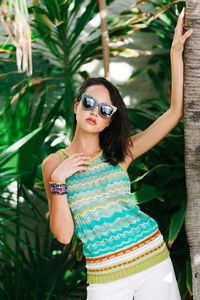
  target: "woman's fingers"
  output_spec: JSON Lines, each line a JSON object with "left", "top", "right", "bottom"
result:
{"left": 72, "top": 156, "right": 92, "bottom": 163}
{"left": 69, "top": 153, "right": 90, "bottom": 160}
{"left": 68, "top": 153, "right": 91, "bottom": 161}
{"left": 76, "top": 160, "right": 91, "bottom": 166}
{"left": 52, "top": 152, "right": 92, "bottom": 181}
{"left": 171, "top": 7, "right": 193, "bottom": 53}
{"left": 69, "top": 156, "right": 92, "bottom": 167}
{"left": 64, "top": 155, "right": 92, "bottom": 171}
{"left": 175, "top": 7, "right": 185, "bottom": 36}
{"left": 180, "top": 29, "right": 193, "bottom": 44}
{"left": 76, "top": 166, "right": 91, "bottom": 172}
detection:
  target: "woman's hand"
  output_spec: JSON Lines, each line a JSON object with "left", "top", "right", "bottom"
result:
{"left": 171, "top": 7, "right": 193, "bottom": 54}
{"left": 51, "top": 153, "right": 91, "bottom": 182}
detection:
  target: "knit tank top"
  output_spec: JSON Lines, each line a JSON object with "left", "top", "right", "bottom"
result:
{"left": 57, "top": 149, "right": 169, "bottom": 284}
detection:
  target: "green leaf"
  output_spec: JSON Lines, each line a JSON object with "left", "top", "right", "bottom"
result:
{"left": 0, "top": 103, "right": 9, "bottom": 116}
{"left": 31, "top": 92, "right": 46, "bottom": 130}
{"left": 128, "top": 66, "right": 146, "bottom": 82}
{"left": 0, "top": 125, "right": 47, "bottom": 168}
{"left": 186, "top": 255, "right": 193, "bottom": 295}
{"left": 0, "top": 211, "right": 45, "bottom": 238}
{"left": 69, "top": 0, "right": 97, "bottom": 46}
{"left": 168, "top": 200, "right": 186, "bottom": 247}
{"left": 69, "top": 0, "right": 86, "bottom": 20}
{"left": 0, "top": 170, "right": 30, "bottom": 187}
{"left": 128, "top": 108, "right": 154, "bottom": 130}
{"left": 178, "top": 264, "right": 188, "bottom": 298}
{"left": 131, "top": 184, "right": 164, "bottom": 205}
{"left": 109, "top": 25, "right": 136, "bottom": 41}
{"left": 147, "top": 67, "right": 168, "bottom": 101}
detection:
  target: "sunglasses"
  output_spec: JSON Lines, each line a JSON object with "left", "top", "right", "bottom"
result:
{"left": 81, "top": 93, "right": 117, "bottom": 119}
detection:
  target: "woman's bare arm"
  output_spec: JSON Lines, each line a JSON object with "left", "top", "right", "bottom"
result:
{"left": 42, "top": 154, "right": 74, "bottom": 244}
{"left": 122, "top": 7, "right": 193, "bottom": 168}
{"left": 42, "top": 152, "right": 91, "bottom": 244}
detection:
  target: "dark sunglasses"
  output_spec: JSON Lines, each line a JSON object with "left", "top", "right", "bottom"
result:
{"left": 81, "top": 93, "right": 117, "bottom": 119}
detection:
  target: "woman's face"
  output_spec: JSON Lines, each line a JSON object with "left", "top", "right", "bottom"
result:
{"left": 74, "top": 85, "right": 113, "bottom": 133}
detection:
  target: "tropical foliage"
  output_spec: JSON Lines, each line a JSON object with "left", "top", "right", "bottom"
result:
{"left": 0, "top": 0, "right": 192, "bottom": 299}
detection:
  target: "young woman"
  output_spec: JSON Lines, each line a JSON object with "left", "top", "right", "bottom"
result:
{"left": 42, "top": 7, "right": 192, "bottom": 300}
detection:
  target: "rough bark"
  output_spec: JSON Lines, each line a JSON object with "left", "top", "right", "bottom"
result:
{"left": 184, "top": 1, "right": 200, "bottom": 298}
{"left": 98, "top": 0, "right": 110, "bottom": 80}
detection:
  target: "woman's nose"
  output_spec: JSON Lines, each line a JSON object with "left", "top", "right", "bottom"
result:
{"left": 90, "top": 106, "right": 98, "bottom": 116}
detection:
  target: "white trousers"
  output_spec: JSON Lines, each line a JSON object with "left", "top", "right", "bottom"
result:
{"left": 86, "top": 257, "right": 181, "bottom": 300}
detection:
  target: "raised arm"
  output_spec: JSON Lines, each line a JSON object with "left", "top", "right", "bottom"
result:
{"left": 123, "top": 7, "right": 193, "bottom": 168}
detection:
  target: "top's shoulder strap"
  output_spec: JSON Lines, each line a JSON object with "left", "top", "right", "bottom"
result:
{"left": 57, "top": 149, "right": 69, "bottom": 162}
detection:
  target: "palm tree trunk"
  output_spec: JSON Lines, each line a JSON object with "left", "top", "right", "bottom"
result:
{"left": 98, "top": 0, "right": 110, "bottom": 80}
{"left": 184, "top": 2, "right": 200, "bottom": 299}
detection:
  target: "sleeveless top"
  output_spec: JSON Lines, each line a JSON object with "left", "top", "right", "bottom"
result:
{"left": 57, "top": 149, "right": 169, "bottom": 284}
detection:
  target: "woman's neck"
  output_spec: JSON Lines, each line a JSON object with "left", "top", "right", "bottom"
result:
{"left": 68, "top": 128, "right": 101, "bottom": 155}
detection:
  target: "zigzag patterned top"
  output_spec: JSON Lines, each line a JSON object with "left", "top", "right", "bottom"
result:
{"left": 57, "top": 149, "right": 169, "bottom": 284}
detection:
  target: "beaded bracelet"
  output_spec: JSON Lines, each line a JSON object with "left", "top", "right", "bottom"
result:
{"left": 49, "top": 181, "right": 67, "bottom": 195}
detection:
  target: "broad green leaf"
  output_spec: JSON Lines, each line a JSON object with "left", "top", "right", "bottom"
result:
{"left": 168, "top": 200, "right": 186, "bottom": 247}
{"left": 131, "top": 163, "right": 175, "bottom": 183}
{"left": 0, "top": 125, "right": 47, "bottom": 167}
{"left": 131, "top": 184, "right": 164, "bottom": 205}
{"left": 178, "top": 265, "right": 188, "bottom": 298}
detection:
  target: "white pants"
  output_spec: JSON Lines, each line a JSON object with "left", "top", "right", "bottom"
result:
{"left": 86, "top": 257, "right": 181, "bottom": 300}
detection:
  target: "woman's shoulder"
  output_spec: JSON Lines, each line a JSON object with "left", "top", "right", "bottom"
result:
{"left": 41, "top": 153, "right": 61, "bottom": 178}
{"left": 42, "top": 148, "right": 67, "bottom": 168}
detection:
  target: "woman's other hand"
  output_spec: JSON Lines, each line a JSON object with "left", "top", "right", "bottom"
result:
{"left": 50, "top": 153, "right": 91, "bottom": 182}
{"left": 171, "top": 7, "right": 193, "bottom": 54}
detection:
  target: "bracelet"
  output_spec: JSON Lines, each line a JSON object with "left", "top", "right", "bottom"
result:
{"left": 49, "top": 181, "right": 67, "bottom": 195}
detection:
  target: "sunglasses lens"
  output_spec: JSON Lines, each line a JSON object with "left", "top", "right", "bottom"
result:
{"left": 82, "top": 94, "right": 116, "bottom": 118}
{"left": 100, "top": 105, "right": 113, "bottom": 118}
{"left": 82, "top": 96, "right": 95, "bottom": 110}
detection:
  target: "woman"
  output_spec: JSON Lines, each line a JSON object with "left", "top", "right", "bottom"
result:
{"left": 42, "top": 7, "right": 192, "bottom": 300}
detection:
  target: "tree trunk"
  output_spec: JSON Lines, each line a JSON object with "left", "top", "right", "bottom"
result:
{"left": 184, "top": 1, "right": 200, "bottom": 299}
{"left": 98, "top": 0, "right": 110, "bottom": 80}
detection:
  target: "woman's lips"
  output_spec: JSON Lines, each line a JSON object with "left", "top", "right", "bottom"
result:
{"left": 86, "top": 118, "right": 97, "bottom": 125}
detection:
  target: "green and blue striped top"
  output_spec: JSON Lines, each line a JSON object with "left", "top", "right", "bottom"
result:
{"left": 57, "top": 149, "right": 169, "bottom": 284}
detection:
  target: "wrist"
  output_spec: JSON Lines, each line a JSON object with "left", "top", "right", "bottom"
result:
{"left": 170, "top": 48, "right": 183, "bottom": 58}
{"left": 51, "top": 172, "right": 66, "bottom": 183}
{"left": 49, "top": 181, "right": 67, "bottom": 195}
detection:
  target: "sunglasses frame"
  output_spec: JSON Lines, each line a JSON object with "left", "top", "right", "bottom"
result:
{"left": 81, "top": 93, "right": 117, "bottom": 119}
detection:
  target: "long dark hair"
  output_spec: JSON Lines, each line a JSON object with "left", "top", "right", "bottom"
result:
{"left": 71, "top": 77, "right": 133, "bottom": 165}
